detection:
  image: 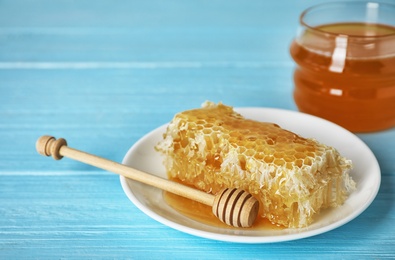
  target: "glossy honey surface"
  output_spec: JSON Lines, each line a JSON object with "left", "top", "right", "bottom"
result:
{"left": 291, "top": 23, "right": 395, "bottom": 132}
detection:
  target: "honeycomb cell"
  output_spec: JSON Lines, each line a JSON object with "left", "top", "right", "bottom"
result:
{"left": 245, "top": 149, "right": 255, "bottom": 157}
{"left": 304, "top": 157, "right": 313, "bottom": 166}
{"left": 202, "top": 129, "right": 212, "bottom": 135}
{"left": 255, "top": 146, "right": 265, "bottom": 153}
{"left": 285, "top": 150, "right": 296, "bottom": 155}
{"left": 274, "top": 152, "right": 285, "bottom": 158}
{"left": 254, "top": 153, "right": 264, "bottom": 160}
{"left": 284, "top": 155, "right": 295, "bottom": 162}
{"left": 238, "top": 146, "right": 246, "bottom": 154}
{"left": 245, "top": 142, "right": 255, "bottom": 149}
{"left": 266, "top": 139, "right": 275, "bottom": 145}
{"left": 295, "top": 159, "right": 303, "bottom": 168}
{"left": 264, "top": 155, "right": 274, "bottom": 163}
{"left": 274, "top": 159, "right": 285, "bottom": 166}
{"left": 294, "top": 152, "right": 306, "bottom": 159}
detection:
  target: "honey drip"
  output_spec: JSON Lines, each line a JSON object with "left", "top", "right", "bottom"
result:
{"left": 164, "top": 178, "right": 283, "bottom": 230}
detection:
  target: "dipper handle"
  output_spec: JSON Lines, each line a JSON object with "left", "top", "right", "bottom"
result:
{"left": 36, "top": 135, "right": 259, "bottom": 228}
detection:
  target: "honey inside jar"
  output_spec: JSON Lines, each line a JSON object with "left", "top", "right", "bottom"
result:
{"left": 290, "top": 2, "right": 395, "bottom": 132}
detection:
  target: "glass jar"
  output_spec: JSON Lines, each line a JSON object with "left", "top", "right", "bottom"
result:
{"left": 290, "top": 1, "right": 395, "bottom": 132}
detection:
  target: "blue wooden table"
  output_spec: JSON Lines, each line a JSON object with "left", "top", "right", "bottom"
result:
{"left": 1, "top": 0, "right": 394, "bottom": 258}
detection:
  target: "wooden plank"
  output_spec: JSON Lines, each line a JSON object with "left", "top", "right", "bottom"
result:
{"left": 0, "top": 174, "right": 394, "bottom": 258}
{"left": 0, "top": 0, "right": 394, "bottom": 258}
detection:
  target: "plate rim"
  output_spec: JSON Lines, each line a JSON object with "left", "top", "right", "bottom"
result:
{"left": 120, "top": 107, "right": 381, "bottom": 243}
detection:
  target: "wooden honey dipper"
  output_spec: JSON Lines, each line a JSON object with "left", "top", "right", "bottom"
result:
{"left": 36, "top": 136, "right": 259, "bottom": 228}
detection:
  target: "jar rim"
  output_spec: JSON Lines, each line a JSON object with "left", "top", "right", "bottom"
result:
{"left": 300, "top": 1, "right": 395, "bottom": 38}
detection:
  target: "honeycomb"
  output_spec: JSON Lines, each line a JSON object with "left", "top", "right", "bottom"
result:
{"left": 156, "top": 101, "right": 355, "bottom": 228}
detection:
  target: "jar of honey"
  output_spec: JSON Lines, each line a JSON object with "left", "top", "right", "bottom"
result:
{"left": 290, "top": 1, "right": 395, "bottom": 132}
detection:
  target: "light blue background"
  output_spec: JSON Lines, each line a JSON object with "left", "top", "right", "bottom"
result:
{"left": 1, "top": 0, "right": 394, "bottom": 258}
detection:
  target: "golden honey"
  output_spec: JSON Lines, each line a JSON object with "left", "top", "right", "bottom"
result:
{"left": 290, "top": 2, "right": 395, "bottom": 132}
{"left": 164, "top": 189, "right": 283, "bottom": 230}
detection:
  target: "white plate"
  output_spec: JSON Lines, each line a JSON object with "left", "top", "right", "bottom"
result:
{"left": 120, "top": 108, "right": 381, "bottom": 243}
